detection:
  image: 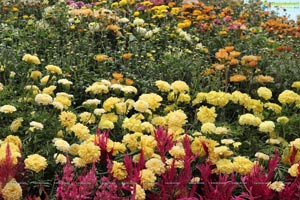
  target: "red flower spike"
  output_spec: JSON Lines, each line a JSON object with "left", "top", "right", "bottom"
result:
{"left": 154, "top": 126, "right": 176, "bottom": 162}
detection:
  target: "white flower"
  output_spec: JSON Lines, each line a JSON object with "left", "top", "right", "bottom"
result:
{"left": 133, "top": 18, "right": 144, "bottom": 26}
{"left": 0, "top": 105, "right": 17, "bottom": 113}
{"left": 30, "top": 121, "right": 44, "bottom": 130}
{"left": 58, "top": 79, "right": 73, "bottom": 85}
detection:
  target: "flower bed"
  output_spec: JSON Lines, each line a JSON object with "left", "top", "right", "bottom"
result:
{"left": 1, "top": 0, "right": 300, "bottom": 199}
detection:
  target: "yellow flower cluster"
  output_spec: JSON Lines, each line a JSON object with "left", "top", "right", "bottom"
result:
{"left": 111, "top": 161, "right": 128, "bottom": 180}
{"left": 78, "top": 141, "right": 100, "bottom": 164}
{"left": 22, "top": 53, "right": 40, "bottom": 64}
{"left": 197, "top": 106, "right": 217, "bottom": 124}
{"left": 239, "top": 113, "right": 261, "bottom": 127}
{"left": 1, "top": 178, "right": 23, "bottom": 200}
{"left": 140, "top": 169, "right": 157, "bottom": 190}
{"left": 24, "top": 154, "right": 48, "bottom": 173}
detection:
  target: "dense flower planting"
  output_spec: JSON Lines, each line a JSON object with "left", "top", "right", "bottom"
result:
{"left": 1, "top": 0, "right": 300, "bottom": 199}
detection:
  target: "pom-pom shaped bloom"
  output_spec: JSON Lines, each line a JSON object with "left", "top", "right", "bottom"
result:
{"left": 258, "top": 121, "right": 275, "bottom": 133}
{"left": 257, "top": 87, "right": 272, "bottom": 100}
{"left": 22, "top": 53, "right": 40, "bottom": 64}
{"left": 171, "top": 80, "right": 189, "bottom": 93}
{"left": 0, "top": 105, "right": 17, "bottom": 113}
{"left": 24, "top": 154, "right": 48, "bottom": 173}
{"left": 2, "top": 179, "right": 22, "bottom": 200}
{"left": 197, "top": 106, "right": 217, "bottom": 124}
{"left": 238, "top": 113, "right": 261, "bottom": 127}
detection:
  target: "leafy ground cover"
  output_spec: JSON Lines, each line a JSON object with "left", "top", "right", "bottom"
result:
{"left": 1, "top": 0, "right": 300, "bottom": 199}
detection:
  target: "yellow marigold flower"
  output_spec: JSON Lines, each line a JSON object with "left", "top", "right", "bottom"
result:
{"left": 255, "top": 152, "right": 269, "bottom": 160}
{"left": 45, "top": 64, "right": 62, "bottom": 75}
{"left": 40, "top": 75, "right": 55, "bottom": 84}
{"left": 155, "top": 80, "right": 171, "bottom": 92}
{"left": 216, "top": 159, "right": 233, "bottom": 174}
{"left": 2, "top": 179, "right": 22, "bottom": 200}
{"left": 213, "top": 146, "right": 233, "bottom": 157}
{"left": 191, "top": 137, "right": 208, "bottom": 156}
{"left": 278, "top": 90, "right": 299, "bottom": 104}
{"left": 69, "top": 143, "right": 80, "bottom": 156}
{"left": 134, "top": 184, "right": 146, "bottom": 200}
{"left": 177, "top": 93, "right": 191, "bottom": 104}
{"left": 111, "top": 161, "right": 128, "bottom": 180}
{"left": 83, "top": 99, "right": 101, "bottom": 107}
{"left": 122, "top": 132, "right": 142, "bottom": 151}
{"left": 145, "top": 158, "right": 165, "bottom": 175}
{"left": 24, "top": 154, "right": 47, "bottom": 173}
{"left": 72, "top": 157, "right": 86, "bottom": 168}
{"left": 230, "top": 91, "right": 251, "bottom": 105}
{"left": 22, "top": 53, "right": 40, "bottom": 64}
{"left": 0, "top": 105, "right": 17, "bottom": 113}
{"left": 71, "top": 123, "right": 91, "bottom": 140}
{"left": 103, "top": 97, "right": 121, "bottom": 112}
{"left": 171, "top": 80, "right": 189, "bottom": 93}
{"left": 0, "top": 142, "right": 21, "bottom": 166}
{"left": 206, "top": 91, "right": 231, "bottom": 107}
{"left": 244, "top": 99, "right": 263, "bottom": 113}
{"left": 276, "top": 116, "right": 289, "bottom": 124}
{"left": 122, "top": 116, "right": 143, "bottom": 132}
{"left": 169, "top": 144, "right": 185, "bottom": 159}
{"left": 166, "top": 158, "right": 184, "bottom": 169}
{"left": 201, "top": 122, "right": 216, "bottom": 134}
{"left": 30, "top": 70, "right": 42, "bottom": 80}
{"left": 140, "top": 169, "right": 156, "bottom": 190}
{"left": 139, "top": 135, "right": 157, "bottom": 159}
{"left": 53, "top": 93, "right": 72, "bottom": 109}
{"left": 232, "top": 156, "right": 253, "bottom": 175}
{"left": 257, "top": 87, "right": 272, "bottom": 100}
{"left": 79, "top": 112, "right": 96, "bottom": 124}
{"left": 221, "top": 139, "right": 234, "bottom": 145}
{"left": 54, "top": 153, "right": 67, "bottom": 165}
{"left": 134, "top": 100, "right": 149, "bottom": 113}
{"left": 34, "top": 93, "right": 53, "bottom": 105}
{"left": 166, "top": 109, "right": 187, "bottom": 128}
{"left": 215, "top": 127, "right": 229, "bottom": 135}
{"left": 139, "top": 93, "right": 162, "bottom": 111}
{"left": 292, "top": 81, "right": 300, "bottom": 89}
{"left": 4, "top": 135, "right": 22, "bottom": 148}
{"left": 258, "top": 121, "right": 275, "bottom": 133}
{"left": 268, "top": 181, "right": 285, "bottom": 192}
{"left": 78, "top": 142, "right": 100, "bottom": 164}
{"left": 53, "top": 138, "right": 70, "bottom": 153}
{"left": 10, "top": 118, "right": 24, "bottom": 133}
{"left": 29, "top": 121, "right": 43, "bottom": 131}
{"left": 151, "top": 116, "right": 166, "bottom": 126}
{"left": 192, "top": 92, "right": 207, "bottom": 106}
{"left": 42, "top": 85, "right": 56, "bottom": 95}
{"left": 288, "top": 163, "right": 299, "bottom": 177}
{"left": 238, "top": 113, "right": 261, "bottom": 127}
{"left": 85, "top": 82, "right": 109, "bottom": 94}
{"left": 58, "top": 111, "right": 77, "bottom": 129}
{"left": 107, "top": 141, "right": 126, "bottom": 156}
{"left": 197, "top": 106, "right": 217, "bottom": 124}
{"left": 264, "top": 102, "right": 282, "bottom": 114}
{"left": 233, "top": 142, "right": 242, "bottom": 148}
{"left": 290, "top": 138, "right": 300, "bottom": 150}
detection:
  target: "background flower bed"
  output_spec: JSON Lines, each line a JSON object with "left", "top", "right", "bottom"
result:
{"left": 1, "top": 0, "right": 300, "bottom": 199}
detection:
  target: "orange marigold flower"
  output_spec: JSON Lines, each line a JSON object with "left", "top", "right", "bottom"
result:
{"left": 106, "top": 25, "right": 120, "bottom": 32}
{"left": 95, "top": 54, "right": 111, "bottom": 62}
{"left": 225, "top": 46, "right": 234, "bottom": 52}
{"left": 215, "top": 49, "right": 229, "bottom": 60}
{"left": 112, "top": 72, "right": 124, "bottom": 81}
{"left": 123, "top": 53, "right": 133, "bottom": 59}
{"left": 168, "top": 2, "right": 176, "bottom": 7}
{"left": 229, "top": 58, "right": 239, "bottom": 66}
{"left": 230, "top": 74, "right": 246, "bottom": 82}
{"left": 125, "top": 78, "right": 134, "bottom": 85}
{"left": 255, "top": 75, "right": 274, "bottom": 84}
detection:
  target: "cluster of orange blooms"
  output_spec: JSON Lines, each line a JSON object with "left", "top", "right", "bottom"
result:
{"left": 261, "top": 17, "right": 300, "bottom": 38}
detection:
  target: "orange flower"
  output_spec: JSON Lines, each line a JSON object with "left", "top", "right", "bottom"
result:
{"left": 229, "top": 51, "right": 241, "bottom": 58}
{"left": 95, "top": 54, "right": 111, "bottom": 62}
{"left": 71, "top": 8, "right": 93, "bottom": 16}
{"left": 112, "top": 72, "right": 123, "bottom": 81}
{"left": 255, "top": 75, "right": 274, "bottom": 84}
{"left": 168, "top": 2, "right": 176, "bottom": 7}
{"left": 125, "top": 78, "right": 134, "bottom": 85}
{"left": 215, "top": 49, "right": 229, "bottom": 61}
{"left": 106, "top": 25, "right": 120, "bottom": 32}
{"left": 248, "top": 60, "right": 257, "bottom": 67}
{"left": 212, "top": 63, "right": 225, "bottom": 70}
{"left": 123, "top": 53, "right": 133, "bottom": 59}
{"left": 230, "top": 74, "right": 246, "bottom": 82}
{"left": 225, "top": 46, "right": 234, "bottom": 52}
{"left": 229, "top": 58, "right": 239, "bottom": 66}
